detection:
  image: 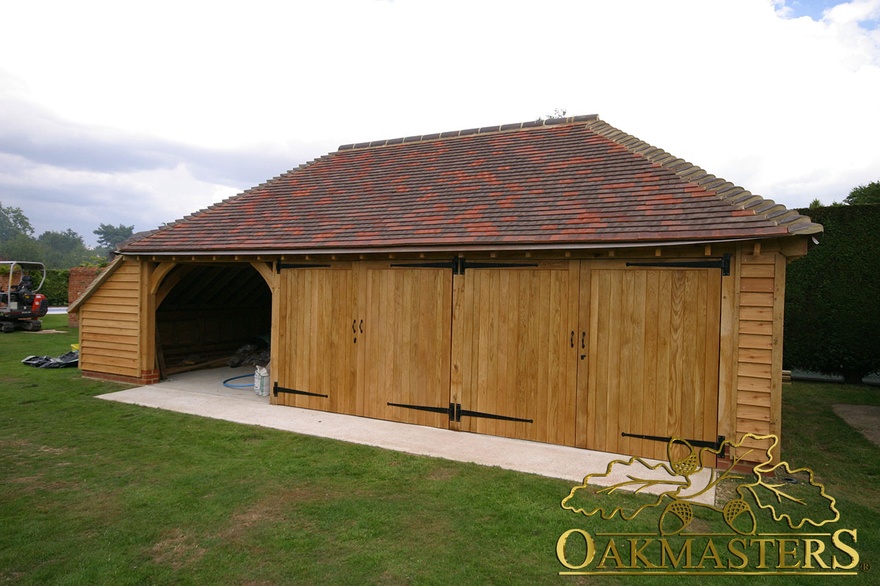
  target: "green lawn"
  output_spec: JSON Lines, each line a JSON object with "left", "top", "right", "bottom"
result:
{"left": 1, "top": 315, "right": 877, "bottom": 584}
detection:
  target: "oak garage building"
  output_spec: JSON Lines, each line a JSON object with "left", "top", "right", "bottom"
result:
{"left": 72, "top": 115, "right": 821, "bottom": 464}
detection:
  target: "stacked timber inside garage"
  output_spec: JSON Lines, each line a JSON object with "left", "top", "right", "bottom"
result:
{"left": 71, "top": 114, "right": 821, "bottom": 464}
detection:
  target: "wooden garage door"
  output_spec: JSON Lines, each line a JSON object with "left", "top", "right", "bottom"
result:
{"left": 362, "top": 264, "right": 452, "bottom": 428}
{"left": 275, "top": 265, "right": 357, "bottom": 414}
{"left": 453, "top": 260, "right": 580, "bottom": 445}
{"left": 584, "top": 265, "right": 721, "bottom": 461}
{"left": 275, "top": 263, "right": 452, "bottom": 429}
{"left": 274, "top": 258, "right": 722, "bottom": 461}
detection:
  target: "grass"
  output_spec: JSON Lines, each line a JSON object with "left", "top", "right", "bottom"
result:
{"left": 0, "top": 315, "right": 877, "bottom": 584}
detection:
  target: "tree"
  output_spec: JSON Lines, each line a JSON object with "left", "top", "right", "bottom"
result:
{"left": 1, "top": 233, "right": 43, "bottom": 260}
{"left": 0, "top": 201, "right": 34, "bottom": 244}
{"left": 784, "top": 204, "right": 880, "bottom": 383}
{"left": 843, "top": 180, "right": 880, "bottom": 205}
{"left": 93, "top": 223, "right": 134, "bottom": 249}
{"left": 37, "top": 229, "right": 92, "bottom": 268}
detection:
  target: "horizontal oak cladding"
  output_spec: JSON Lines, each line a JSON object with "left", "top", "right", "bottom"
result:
{"left": 739, "top": 306, "right": 773, "bottom": 322}
{"left": 740, "top": 263, "right": 775, "bottom": 278}
{"left": 736, "top": 433, "right": 776, "bottom": 450}
{"left": 86, "top": 293, "right": 139, "bottom": 306}
{"left": 81, "top": 353, "right": 139, "bottom": 369}
{"left": 740, "top": 277, "right": 775, "bottom": 293}
{"left": 739, "top": 320, "right": 773, "bottom": 336}
{"left": 736, "top": 417, "right": 772, "bottom": 435}
{"left": 81, "top": 340, "right": 138, "bottom": 356}
{"left": 738, "top": 375, "right": 773, "bottom": 392}
{"left": 83, "top": 312, "right": 140, "bottom": 324}
{"left": 734, "top": 253, "right": 782, "bottom": 464}
{"left": 740, "top": 291, "right": 775, "bottom": 307}
{"left": 92, "top": 279, "right": 140, "bottom": 292}
{"left": 80, "top": 314, "right": 139, "bottom": 330}
{"left": 80, "top": 352, "right": 139, "bottom": 371}
{"left": 738, "top": 347, "right": 772, "bottom": 364}
{"left": 78, "top": 258, "right": 142, "bottom": 380}
{"left": 81, "top": 325, "right": 139, "bottom": 339}
{"left": 736, "top": 403, "right": 772, "bottom": 422}
{"left": 738, "top": 333, "right": 773, "bottom": 350}
{"left": 731, "top": 433, "right": 776, "bottom": 461}
{"left": 738, "top": 362, "right": 772, "bottom": 379}
{"left": 83, "top": 307, "right": 140, "bottom": 319}
{"left": 736, "top": 390, "right": 772, "bottom": 407}
{"left": 96, "top": 268, "right": 138, "bottom": 279}
{"left": 81, "top": 370, "right": 157, "bottom": 385}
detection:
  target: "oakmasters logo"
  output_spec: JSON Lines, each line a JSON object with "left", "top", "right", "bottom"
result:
{"left": 556, "top": 434, "right": 862, "bottom": 577}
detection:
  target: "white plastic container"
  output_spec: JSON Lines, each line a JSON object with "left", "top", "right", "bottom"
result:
{"left": 254, "top": 366, "right": 270, "bottom": 396}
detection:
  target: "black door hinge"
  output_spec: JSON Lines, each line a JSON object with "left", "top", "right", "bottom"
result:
{"left": 388, "top": 402, "right": 532, "bottom": 423}
{"left": 391, "top": 258, "right": 539, "bottom": 275}
{"left": 276, "top": 263, "right": 332, "bottom": 273}
{"left": 273, "top": 382, "right": 329, "bottom": 398}
{"left": 625, "top": 253, "right": 731, "bottom": 276}
{"left": 621, "top": 432, "right": 726, "bottom": 451}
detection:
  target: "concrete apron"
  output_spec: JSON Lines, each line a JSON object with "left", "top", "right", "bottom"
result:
{"left": 97, "top": 366, "right": 716, "bottom": 505}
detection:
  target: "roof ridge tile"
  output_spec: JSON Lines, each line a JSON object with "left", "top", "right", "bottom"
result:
{"left": 337, "top": 114, "right": 600, "bottom": 151}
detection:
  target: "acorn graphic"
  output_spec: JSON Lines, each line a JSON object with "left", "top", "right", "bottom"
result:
{"left": 722, "top": 498, "right": 757, "bottom": 535}
{"left": 667, "top": 439, "right": 701, "bottom": 477}
{"left": 659, "top": 500, "right": 693, "bottom": 535}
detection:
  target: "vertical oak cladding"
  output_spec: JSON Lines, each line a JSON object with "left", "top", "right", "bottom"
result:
{"left": 78, "top": 258, "right": 142, "bottom": 378}
{"left": 273, "top": 255, "right": 727, "bottom": 461}
{"left": 273, "top": 262, "right": 452, "bottom": 429}
{"left": 584, "top": 263, "right": 721, "bottom": 463}
{"left": 275, "top": 264, "right": 357, "bottom": 414}
{"left": 453, "top": 260, "right": 580, "bottom": 445}
{"left": 361, "top": 263, "right": 452, "bottom": 427}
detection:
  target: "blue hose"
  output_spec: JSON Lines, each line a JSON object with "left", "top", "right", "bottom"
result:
{"left": 222, "top": 374, "right": 253, "bottom": 389}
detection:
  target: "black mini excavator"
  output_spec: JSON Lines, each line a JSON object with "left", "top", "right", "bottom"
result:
{"left": 0, "top": 261, "right": 49, "bottom": 333}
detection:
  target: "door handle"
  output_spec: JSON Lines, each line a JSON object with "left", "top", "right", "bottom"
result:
{"left": 581, "top": 332, "right": 586, "bottom": 349}
{"left": 570, "top": 331, "right": 575, "bottom": 348}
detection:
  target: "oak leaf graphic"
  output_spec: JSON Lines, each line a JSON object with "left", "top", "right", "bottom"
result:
{"left": 561, "top": 433, "right": 840, "bottom": 534}
{"left": 561, "top": 439, "right": 707, "bottom": 521}
{"left": 735, "top": 434, "right": 840, "bottom": 529}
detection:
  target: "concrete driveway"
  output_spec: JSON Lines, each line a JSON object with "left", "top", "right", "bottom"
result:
{"left": 97, "top": 366, "right": 716, "bottom": 505}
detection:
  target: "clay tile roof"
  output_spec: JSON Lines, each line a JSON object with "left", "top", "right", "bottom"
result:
{"left": 119, "top": 115, "right": 821, "bottom": 255}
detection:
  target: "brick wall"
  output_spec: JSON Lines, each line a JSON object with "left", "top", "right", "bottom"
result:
{"left": 67, "top": 267, "right": 102, "bottom": 327}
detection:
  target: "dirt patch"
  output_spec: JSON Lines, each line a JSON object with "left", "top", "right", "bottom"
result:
{"left": 217, "top": 487, "right": 325, "bottom": 544}
{"left": 832, "top": 404, "right": 880, "bottom": 448}
{"left": 426, "top": 467, "right": 459, "bottom": 481}
{"left": 150, "top": 528, "right": 206, "bottom": 570}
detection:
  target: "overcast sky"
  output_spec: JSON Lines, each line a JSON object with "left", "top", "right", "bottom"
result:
{"left": 1, "top": 0, "right": 879, "bottom": 247}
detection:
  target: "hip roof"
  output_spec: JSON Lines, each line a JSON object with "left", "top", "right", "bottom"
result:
{"left": 120, "top": 115, "right": 821, "bottom": 255}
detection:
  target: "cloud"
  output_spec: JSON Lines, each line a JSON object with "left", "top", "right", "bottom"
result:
{"left": 1, "top": 0, "right": 880, "bottom": 247}
{"left": 0, "top": 86, "right": 323, "bottom": 245}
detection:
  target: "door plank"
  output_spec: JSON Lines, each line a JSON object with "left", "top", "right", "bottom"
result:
{"left": 362, "top": 265, "right": 452, "bottom": 428}
{"left": 456, "top": 262, "right": 579, "bottom": 445}
{"left": 588, "top": 264, "right": 721, "bottom": 462}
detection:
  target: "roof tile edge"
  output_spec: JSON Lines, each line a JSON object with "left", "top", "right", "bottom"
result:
{"left": 584, "top": 119, "right": 822, "bottom": 236}
{"left": 117, "top": 154, "right": 338, "bottom": 252}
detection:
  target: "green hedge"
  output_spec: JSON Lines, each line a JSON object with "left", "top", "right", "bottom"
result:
{"left": 41, "top": 269, "right": 69, "bottom": 306}
{"left": 784, "top": 204, "right": 880, "bottom": 382}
